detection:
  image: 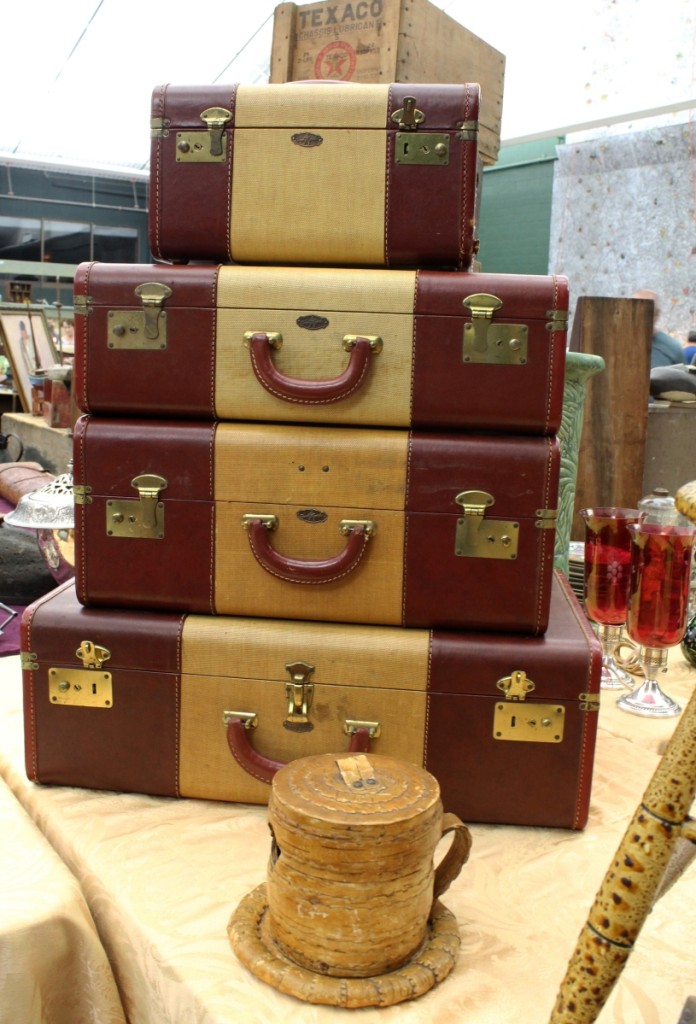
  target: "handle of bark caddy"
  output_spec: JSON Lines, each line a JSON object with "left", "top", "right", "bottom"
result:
{"left": 225, "top": 716, "right": 372, "bottom": 785}
{"left": 242, "top": 515, "right": 376, "bottom": 584}
{"left": 433, "top": 812, "right": 472, "bottom": 900}
{"left": 244, "top": 332, "right": 381, "bottom": 405}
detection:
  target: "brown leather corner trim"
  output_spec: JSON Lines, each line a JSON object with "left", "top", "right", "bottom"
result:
{"left": 151, "top": 85, "right": 238, "bottom": 262}
{"left": 73, "top": 418, "right": 218, "bottom": 613}
{"left": 385, "top": 84, "right": 477, "bottom": 270}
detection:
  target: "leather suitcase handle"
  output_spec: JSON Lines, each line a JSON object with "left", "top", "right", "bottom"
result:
{"left": 225, "top": 717, "right": 372, "bottom": 785}
{"left": 243, "top": 515, "right": 376, "bottom": 584}
{"left": 245, "top": 332, "right": 381, "bottom": 405}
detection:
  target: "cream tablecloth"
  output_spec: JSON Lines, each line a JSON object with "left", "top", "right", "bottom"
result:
{"left": 0, "top": 772, "right": 126, "bottom": 1024}
{"left": 0, "top": 652, "right": 694, "bottom": 1024}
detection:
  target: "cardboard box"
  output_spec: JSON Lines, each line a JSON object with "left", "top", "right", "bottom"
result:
{"left": 270, "top": 0, "right": 505, "bottom": 165}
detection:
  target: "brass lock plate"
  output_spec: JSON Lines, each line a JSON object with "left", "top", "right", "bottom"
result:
{"left": 107, "top": 498, "right": 165, "bottom": 539}
{"left": 49, "top": 667, "right": 113, "bottom": 708}
{"left": 493, "top": 702, "right": 564, "bottom": 743}
{"left": 106, "top": 474, "right": 166, "bottom": 540}
{"left": 176, "top": 130, "right": 227, "bottom": 162}
{"left": 455, "top": 517, "right": 519, "bottom": 559}
{"left": 107, "top": 310, "right": 168, "bottom": 350}
{"left": 463, "top": 323, "right": 529, "bottom": 365}
{"left": 175, "top": 106, "right": 232, "bottom": 161}
{"left": 395, "top": 133, "right": 449, "bottom": 165}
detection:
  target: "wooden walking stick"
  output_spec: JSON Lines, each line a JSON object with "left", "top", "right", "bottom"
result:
{"left": 549, "top": 679, "right": 696, "bottom": 1022}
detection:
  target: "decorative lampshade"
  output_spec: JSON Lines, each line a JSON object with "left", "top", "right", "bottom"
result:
{"left": 4, "top": 470, "right": 75, "bottom": 584}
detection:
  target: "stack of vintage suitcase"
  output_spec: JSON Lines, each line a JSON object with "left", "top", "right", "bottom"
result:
{"left": 21, "top": 81, "right": 602, "bottom": 829}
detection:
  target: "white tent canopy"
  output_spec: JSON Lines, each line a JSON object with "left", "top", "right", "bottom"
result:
{"left": 0, "top": 0, "right": 694, "bottom": 174}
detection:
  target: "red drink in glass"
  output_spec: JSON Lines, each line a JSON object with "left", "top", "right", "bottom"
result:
{"left": 584, "top": 539, "right": 632, "bottom": 624}
{"left": 582, "top": 509, "right": 640, "bottom": 626}
{"left": 626, "top": 524, "right": 696, "bottom": 648}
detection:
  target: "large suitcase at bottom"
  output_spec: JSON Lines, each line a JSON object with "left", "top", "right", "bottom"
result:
{"left": 21, "top": 572, "right": 601, "bottom": 829}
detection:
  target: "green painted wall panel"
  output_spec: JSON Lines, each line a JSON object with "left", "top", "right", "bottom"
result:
{"left": 476, "top": 140, "right": 561, "bottom": 276}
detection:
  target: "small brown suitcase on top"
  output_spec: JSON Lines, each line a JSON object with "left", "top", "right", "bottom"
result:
{"left": 21, "top": 571, "right": 601, "bottom": 829}
{"left": 149, "top": 81, "right": 480, "bottom": 269}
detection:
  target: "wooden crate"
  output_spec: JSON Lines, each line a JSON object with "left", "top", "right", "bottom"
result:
{"left": 270, "top": 0, "right": 505, "bottom": 165}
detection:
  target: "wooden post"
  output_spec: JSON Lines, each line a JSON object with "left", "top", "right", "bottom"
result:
{"left": 569, "top": 296, "right": 652, "bottom": 540}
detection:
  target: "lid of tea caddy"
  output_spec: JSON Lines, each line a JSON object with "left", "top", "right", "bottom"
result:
{"left": 270, "top": 752, "right": 441, "bottom": 827}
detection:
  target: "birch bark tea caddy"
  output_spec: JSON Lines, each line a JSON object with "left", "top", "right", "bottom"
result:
{"left": 228, "top": 752, "right": 472, "bottom": 1008}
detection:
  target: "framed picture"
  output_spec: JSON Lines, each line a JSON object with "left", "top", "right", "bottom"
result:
{"left": 29, "top": 313, "right": 60, "bottom": 370}
{"left": 0, "top": 310, "right": 59, "bottom": 413}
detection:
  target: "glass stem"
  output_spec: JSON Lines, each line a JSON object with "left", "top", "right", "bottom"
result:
{"left": 639, "top": 646, "right": 669, "bottom": 680}
{"left": 596, "top": 623, "right": 623, "bottom": 659}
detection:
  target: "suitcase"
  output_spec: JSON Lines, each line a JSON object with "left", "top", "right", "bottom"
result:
{"left": 21, "top": 572, "right": 602, "bottom": 829}
{"left": 74, "top": 262, "right": 568, "bottom": 435}
{"left": 72, "top": 416, "right": 560, "bottom": 634}
{"left": 149, "top": 82, "right": 480, "bottom": 269}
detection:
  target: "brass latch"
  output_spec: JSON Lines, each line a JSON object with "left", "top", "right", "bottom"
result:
{"left": 21, "top": 651, "right": 38, "bottom": 671}
{"left": 455, "top": 490, "right": 519, "bottom": 560}
{"left": 74, "top": 294, "right": 92, "bottom": 316}
{"left": 108, "top": 282, "right": 173, "bottom": 349}
{"left": 176, "top": 106, "right": 232, "bottom": 162}
{"left": 284, "top": 661, "right": 315, "bottom": 733}
{"left": 497, "top": 669, "right": 535, "bottom": 701}
{"left": 462, "top": 293, "right": 528, "bottom": 365}
{"left": 391, "top": 96, "right": 425, "bottom": 130}
{"left": 493, "top": 670, "right": 565, "bottom": 743}
{"left": 106, "top": 474, "right": 167, "bottom": 539}
{"left": 392, "top": 95, "right": 446, "bottom": 166}
{"left": 76, "top": 640, "right": 111, "bottom": 670}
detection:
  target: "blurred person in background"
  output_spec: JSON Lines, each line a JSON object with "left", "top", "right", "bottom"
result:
{"left": 633, "top": 289, "right": 685, "bottom": 369}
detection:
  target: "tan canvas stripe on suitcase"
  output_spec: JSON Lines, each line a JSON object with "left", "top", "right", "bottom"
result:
{"left": 179, "top": 614, "right": 430, "bottom": 804}
{"left": 230, "top": 85, "right": 389, "bottom": 266}
{"left": 215, "top": 265, "right": 416, "bottom": 427}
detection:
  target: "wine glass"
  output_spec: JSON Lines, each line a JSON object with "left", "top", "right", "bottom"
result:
{"left": 616, "top": 522, "right": 696, "bottom": 717}
{"left": 579, "top": 507, "right": 641, "bottom": 689}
